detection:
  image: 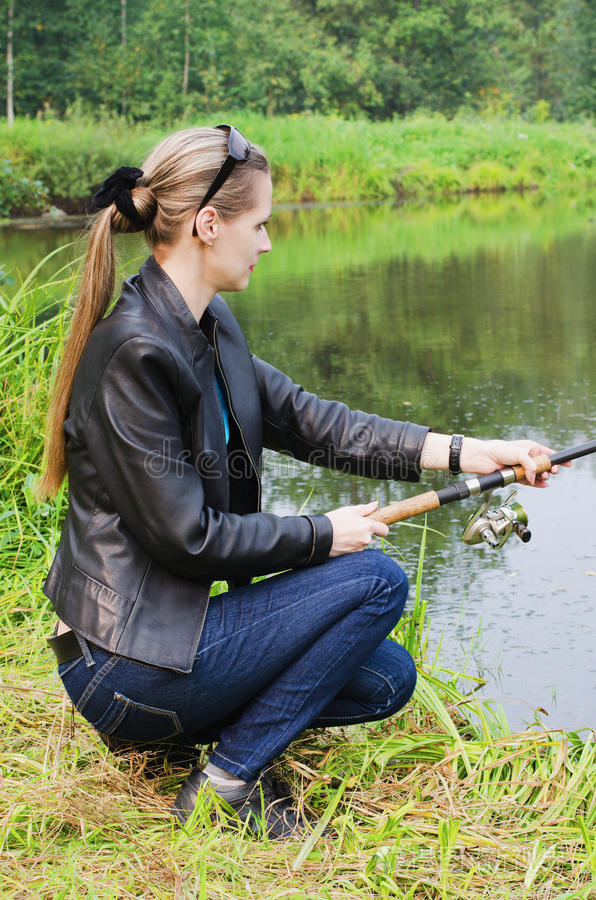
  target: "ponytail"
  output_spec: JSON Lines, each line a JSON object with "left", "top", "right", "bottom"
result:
{"left": 36, "top": 209, "right": 116, "bottom": 498}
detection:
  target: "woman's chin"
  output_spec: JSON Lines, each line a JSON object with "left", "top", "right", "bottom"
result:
{"left": 219, "top": 274, "right": 251, "bottom": 293}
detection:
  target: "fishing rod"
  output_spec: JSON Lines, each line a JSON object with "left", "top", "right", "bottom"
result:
{"left": 367, "top": 439, "right": 596, "bottom": 550}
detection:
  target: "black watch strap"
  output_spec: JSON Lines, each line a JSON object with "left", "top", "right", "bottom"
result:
{"left": 449, "top": 434, "right": 464, "bottom": 475}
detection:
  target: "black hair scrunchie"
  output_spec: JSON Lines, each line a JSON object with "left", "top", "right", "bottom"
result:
{"left": 92, "top": 166, "right": 145, "bottom": 227}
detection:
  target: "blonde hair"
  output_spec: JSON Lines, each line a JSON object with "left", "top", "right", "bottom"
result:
{"left": 37, "top": 127, "right": 269, "bottom": 499}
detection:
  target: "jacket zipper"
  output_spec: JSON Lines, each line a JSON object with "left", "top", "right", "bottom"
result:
{"left": 213, "top": 320, "right": 262, "bottom": 511}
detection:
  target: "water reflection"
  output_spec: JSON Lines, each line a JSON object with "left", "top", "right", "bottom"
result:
{"left": 236, "top": 195, "right": 596, "bottom": 731}
{"left": 3, "top": 194, "right": 595, "bottom": 730}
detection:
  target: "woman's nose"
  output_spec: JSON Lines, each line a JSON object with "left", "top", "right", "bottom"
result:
{"left": 260, "top": 228, "right": 272, "bottom": 253}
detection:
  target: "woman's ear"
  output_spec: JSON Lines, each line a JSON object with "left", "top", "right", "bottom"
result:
{"left": 193, "top": 205, "right": 219, "bottom": 245}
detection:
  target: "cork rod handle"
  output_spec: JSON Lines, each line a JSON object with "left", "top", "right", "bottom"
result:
{"left": 367, "top": 454, "right": 553, "bottom": 528}
{"left": 367, "top": 491, "right": 441, "bottom": 526}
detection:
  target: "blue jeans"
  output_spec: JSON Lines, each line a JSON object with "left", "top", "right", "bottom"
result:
{"left": 58, "top": 550, "right": 416, "bottom": 781}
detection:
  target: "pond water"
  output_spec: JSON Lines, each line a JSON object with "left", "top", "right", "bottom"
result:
{"left": 2, "top": 193, "right": 595, "bottom": 732}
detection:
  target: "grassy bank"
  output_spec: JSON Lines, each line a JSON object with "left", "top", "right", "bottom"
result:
{"left": 0, "top": 112, "right": 595, "bottom": 216}
{"left": 1, "top": 262, "right": 595, "bottom": 898}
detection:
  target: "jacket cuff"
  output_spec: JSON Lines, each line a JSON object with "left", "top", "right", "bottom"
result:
{"left": 395, "top": 422, "right": 431, "bottom": 482}
{"left": 302, "top": 514, "right": 333, "bottom": 566}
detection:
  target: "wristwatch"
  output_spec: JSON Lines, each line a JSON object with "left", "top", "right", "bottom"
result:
{"left": 449, "top": 434, "right": 464, "bottom": 475}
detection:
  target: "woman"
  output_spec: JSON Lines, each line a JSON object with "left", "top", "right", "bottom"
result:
{"left": 38, "top": 125, "right": 557, "bottom": 840}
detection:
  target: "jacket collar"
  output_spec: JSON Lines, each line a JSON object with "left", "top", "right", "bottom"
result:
{"left": 136, "top": 255, "right": 217, "bottom": 361}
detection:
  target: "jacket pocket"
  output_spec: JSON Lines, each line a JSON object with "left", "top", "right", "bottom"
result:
{"left": 93, "top": 692, "right": 183, "bottom": 744}
{"left": 62, "top": 564, "right": 134, "bottom": 649}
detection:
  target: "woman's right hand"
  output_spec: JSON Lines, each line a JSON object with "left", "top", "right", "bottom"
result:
{"left": 324, "top": 500, "right": 389, "bottom": 557}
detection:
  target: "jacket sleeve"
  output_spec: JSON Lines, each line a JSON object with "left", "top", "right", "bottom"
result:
{"left": 84, "top": 337, "right": 333, "bottom": 581}
{"left": 251, "top": 355, "right": 430, "bottom": 483}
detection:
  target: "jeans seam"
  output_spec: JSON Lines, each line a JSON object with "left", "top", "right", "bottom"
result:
{"left": 57, "top": 657, "right": 83, "bottom": 678}
{"left": 76, "top": 655, "right": 121, "bottom": 715}
{"left": 313, "top": 662, "right": 396, "bottom": 722}
{"left": 360, "top": 663, "right": 395, "bottom": 695}
{"left": 125, "top": 657, "right": 170, "bottom": 672}
{"left": 314, "top": 710, "right": 384, "bottom": 722}
{"left": 100, "top": 698, "right": 129, "bottom": 736}
{"left": 209, "top": 749, "right": 255, "bottom": 778}
{"left": 195, "top": 596, "right": 304, "bottom": 658}
{"left": 220, "top": 574, "right": 396, "bottom": 777}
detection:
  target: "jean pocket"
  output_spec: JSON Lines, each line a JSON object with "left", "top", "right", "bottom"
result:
{"left": 93, "top": 692, "right": 183, "bottom": 744}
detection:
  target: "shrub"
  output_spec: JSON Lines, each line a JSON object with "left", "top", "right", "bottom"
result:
{"left": 464, "top": 161, "right": 514, "bottom": 192}
{"left": 0, "top": 160, "right": 49, "bottom": 217}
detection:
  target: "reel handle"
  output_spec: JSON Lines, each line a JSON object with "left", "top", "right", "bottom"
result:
{"left": 513, "top": 522, "right": 532, "bottom": 543}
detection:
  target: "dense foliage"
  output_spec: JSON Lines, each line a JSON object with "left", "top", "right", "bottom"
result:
{"left": 0, "top": 157, "right": 48, "bottom": 215}
{"left": 0, "top": 112, "right": 594, "bottom": 216}
{"left": 1, "top": 0, "right": 595, "bottom": 123}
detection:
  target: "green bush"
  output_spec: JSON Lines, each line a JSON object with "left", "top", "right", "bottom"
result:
{"left": 0, "top": 160, "right": 49, "bottom": 217}
{"left": 397, "top": 161, "right": 464, "bottom": 196}
{"left": 0, "top": 118, "right": 161, "bottom": 204}
{"left": 464, "top": 160, "right": 514, "bottom": 192}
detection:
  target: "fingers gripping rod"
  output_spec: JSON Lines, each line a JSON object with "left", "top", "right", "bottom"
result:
{"left": 365, "top": 440, "right": 596, "bottom": 544}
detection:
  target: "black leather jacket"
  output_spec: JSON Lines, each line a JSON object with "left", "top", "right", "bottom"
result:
{"left": 43, "top": 255, "right": 429, "bottom": 673}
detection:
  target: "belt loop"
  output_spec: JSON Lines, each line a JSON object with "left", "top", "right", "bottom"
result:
{"left": 75, "top": 633, "right": 96, "bottom": 668}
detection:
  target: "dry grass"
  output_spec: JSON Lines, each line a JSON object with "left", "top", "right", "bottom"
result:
{"left": 2, "top": 596, "right": 595, "bottom": 899}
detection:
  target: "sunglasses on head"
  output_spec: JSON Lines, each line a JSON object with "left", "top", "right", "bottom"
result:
{"left": 192, "top": 124, "right": 251, "bottom": 236}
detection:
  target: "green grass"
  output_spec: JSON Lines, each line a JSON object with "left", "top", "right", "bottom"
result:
{"left": 1, "top": 258, "right": 595, "bottom": 898}
{"left": 0, "top": 111, "right": 594, "bottom": 215}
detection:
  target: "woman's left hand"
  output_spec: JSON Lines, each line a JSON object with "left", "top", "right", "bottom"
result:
{"left": 460, "top": 438, "right": 570, "bottom": 487}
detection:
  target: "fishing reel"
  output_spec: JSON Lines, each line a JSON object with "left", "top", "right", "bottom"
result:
{"left": 462, "top": 490, "right": 531, "bottom": 549}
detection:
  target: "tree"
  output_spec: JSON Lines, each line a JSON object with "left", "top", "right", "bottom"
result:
{"left": 6, "top": 0, "right": 14, "bottom": 124}
{"left": 183, "top": 0, "right": 189, "bottom": 96}
{"left": 549, "top": 0, "right": 596, "bottom": 118}
{"left": 0, "top": 0, "right": 594, "bottom": 122}
{"left": 121, "top": 0, "right": 127, "bottom": 115}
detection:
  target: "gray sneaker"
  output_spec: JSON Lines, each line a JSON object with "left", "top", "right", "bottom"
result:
{"left": 172, "top": 768, "right": 319, "bottom": 840}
